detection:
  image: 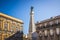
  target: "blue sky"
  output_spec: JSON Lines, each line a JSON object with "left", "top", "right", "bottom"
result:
{"left": 0, "top": 0, "right": 60, "bottom": 34}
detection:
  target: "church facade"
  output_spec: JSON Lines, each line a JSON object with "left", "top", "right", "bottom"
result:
{"left": 0, "top": 13, "right": 23, "bottom": 40}
{"left": 36, "top": 15, "right": 60, "bottom": 40}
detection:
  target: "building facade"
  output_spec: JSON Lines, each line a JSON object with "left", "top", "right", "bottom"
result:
{"left": 6, "top": 31, "right": 23, "bottom": 40}
{"left": 36, "top": 15, "right": 60, "bottom": 40}
{"left": 0, "top": 13, "right": 23, "bottom": 40}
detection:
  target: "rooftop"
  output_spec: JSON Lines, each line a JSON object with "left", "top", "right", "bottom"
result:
{"left": 36, "top": 15, "right": 60, "bottom": 24}
{"left": 0, "top": 13, "right": 23, "bottom": 24}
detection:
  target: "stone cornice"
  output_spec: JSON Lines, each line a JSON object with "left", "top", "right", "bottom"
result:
{"left": 0, "top": 13, "right": 23, "bottom": 24}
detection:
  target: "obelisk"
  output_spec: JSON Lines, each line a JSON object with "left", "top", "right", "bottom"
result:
{"left": 29, "top": 6, "right": 36, "bottom": 40}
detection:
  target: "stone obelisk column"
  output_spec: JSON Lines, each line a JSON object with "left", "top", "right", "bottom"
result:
{"left": 29, "top": 6, "right": 36, "bottom": 40}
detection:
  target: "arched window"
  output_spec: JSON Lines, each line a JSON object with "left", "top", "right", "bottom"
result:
{"left": 56, "top": 28, "right": 60, "bottom": 35}
{"left": 44, "top": 30, "right": 48, "bottom": 36}
{"left": 56, "top": 28, "right": 60, "bottom": 40}
{"left": 50, "top": 29, "right": 54, "bottom": 40}
{"left": 50, "top": 29, "right": 53, "bottom": 35}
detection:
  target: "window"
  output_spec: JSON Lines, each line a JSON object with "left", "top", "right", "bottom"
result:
{"left": 4, "top": 22, "right": 8, "bottom": 31}
{"left": 0, "top": 21, "right": 1, "bottom": 30}
{"left": 16, "top": 27, "right": 19, "bottom": 31}
{"left": 49, "top": 21, "right": 53, "bottom": 25}
{"left": 17, "top": 23, "right": 20, "bottom": 31}
{"left": 40, "top": 24, "right": 42, "bottom": 27}
{"left": 11, "top": 26, "right": 14, "bottom": 32}
{"left": 39, "top": 31, "right": 42, "bottom": 37}
{"left": 56, "top": 28, "right": 60, "bottom": 35}
{"left": 44, "top": 23, "right": 47, "bottom": 27}
{"left": 11, "top": 29, "right": 13, "bottom": 32}
{"left": 44, "top": 30, "right": 48, "bottom": 36}
{"left": 11, "top": 22, "right": 16, "bottom": 32}
{"left": 50, "top": 29, "right": 54, "bottom": 35}
{"left": 55, "top": 20, "right": 58, "bottom": 24}
{"left": 58, "top": 19, "right": 60, "bottom": 23}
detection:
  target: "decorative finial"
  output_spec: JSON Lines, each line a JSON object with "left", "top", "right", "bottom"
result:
{"left": 31, "top": 6, "right": 34, "bottom": 11}
{"left": 30, "top": 6, "right": 34, "bottom": 14}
